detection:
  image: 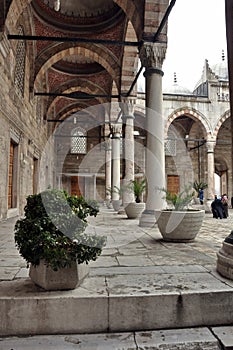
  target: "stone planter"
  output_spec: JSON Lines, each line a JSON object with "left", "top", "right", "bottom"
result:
{"left": 112, "top": 199, "right": 122, "bottom": 212}
{"left": 216, "top": 241, "right": 233, "bottom": 280}
{"left": 125, "top": 202, "right": 145, "bottom": 219}
{"left": 29, "top": 260, "right": 89, "bottom": 291}
{"left": 155, "top": 209, "right": 205, "bottom": 242}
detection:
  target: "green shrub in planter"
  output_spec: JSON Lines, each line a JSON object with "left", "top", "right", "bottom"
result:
{"left": 14, "top": 188, "right": 106, "bottom": 271}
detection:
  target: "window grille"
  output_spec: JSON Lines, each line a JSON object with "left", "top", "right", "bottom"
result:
{"left": 14, "top": 26, "right": 25, "bottom": 97}
{"left": 165, "top": 131, "right": 176, "bottom": 156}
{"left": 71, "top": 127, "right": 87, "bottom": 154}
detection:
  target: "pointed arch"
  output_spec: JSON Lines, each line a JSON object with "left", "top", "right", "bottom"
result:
{"left": 34, "top": 45, "right": 120, "bottom": 92}
{"left": 165, "top": 107, "right": 212, "bottom": 138}
{"left": 213, "top": 109, "right": 231, "bottom": 138}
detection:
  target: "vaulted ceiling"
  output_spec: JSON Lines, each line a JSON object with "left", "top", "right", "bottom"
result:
{"left": 1, "top": 0, "right": 169, "bottom": 124}
{"left": 30, "top": 0, "right": 132, "bottom": 122}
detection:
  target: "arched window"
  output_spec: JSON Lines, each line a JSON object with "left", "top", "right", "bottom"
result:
{"left": 14, "top": 26, "right": 26, "bottom": 97}
{"left": 71, "top": 127, "right": 87, "bottom": 154}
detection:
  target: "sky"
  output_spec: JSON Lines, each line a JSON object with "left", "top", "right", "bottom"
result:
{"left": 161, "top": 0, "right": 227, "bottom": 91}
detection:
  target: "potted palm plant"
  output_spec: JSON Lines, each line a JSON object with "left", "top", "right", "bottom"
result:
{"left": 155, "top": 186, "right": 205, "bottom": 242}
{"left": 125, "top": 178, "right": 147, "bottom": 219}
{"left": 14, "top": 188, "right": 106, "bottom": 290}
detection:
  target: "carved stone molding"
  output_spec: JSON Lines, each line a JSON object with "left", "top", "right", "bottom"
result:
{"left": 0, "top": 32, "right": 10, "bottom": 58}
{"left": 139, "top": 42, "right": 166, "bottom": 70}
{"left": 206, "top": 140, "right": 216, "bottom": 153}
{"left": 119, "top": 97, "right": 136, "bottom": 119}
{"left": 10, "top": 127, "right": 21, "bottom": 144}
{"left": 111, "top": 123, "right": 122, "bottom": 136}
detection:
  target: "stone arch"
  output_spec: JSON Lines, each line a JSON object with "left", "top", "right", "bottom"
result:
{"left": 46, "top": 80, "right": 109, "bottom": 118}
{"left": 165, "top": 107, "right": 212, "bottom": 138}
{"left": 213, "top": 109, "right": 231, "bottom": 138}
{"left": 214, "top": 110, "right": 232, "bottom": 197}
{"left": 113, "top": 0, "right": 143, "bottom": 39}
{"left": 34, "top": 45, "right": 120, "bottom": 92}
{"left": 52, "top": 103, "right": 100, "bottom": 131}
{"left": 144, "top": 0, "right": 168, "bottom": 39}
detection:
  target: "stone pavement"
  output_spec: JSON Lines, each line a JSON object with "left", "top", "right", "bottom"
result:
{"left": 1, "top": 207, "right": 233, "bottom": 348}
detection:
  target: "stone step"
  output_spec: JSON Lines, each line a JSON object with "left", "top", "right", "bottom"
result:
{"left": 0, "top": 326, "right": 232, "bottom": 349}
{"left": 1, "top": 265, "right": 233, "bottom": 337}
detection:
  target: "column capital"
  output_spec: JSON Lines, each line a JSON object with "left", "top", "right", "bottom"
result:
{"left": 111, "top": 123, "right": 122, "bottom": 136}
{"left": 119, "top": 97, "right": 136, "bottom": 120}
{"left": 206, "top": 140, "right": 216, "bottom": 153}
{"left": 139, "top": 42, "right": 166, "bottom": 70}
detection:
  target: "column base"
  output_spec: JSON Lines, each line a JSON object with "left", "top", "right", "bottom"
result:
{"left": 139, "top": 210, "right": 157, "bottom": 227}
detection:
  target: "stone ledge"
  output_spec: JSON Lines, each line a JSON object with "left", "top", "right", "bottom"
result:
{"left": 1, "top": 273, "right": 233, "bottom": 336}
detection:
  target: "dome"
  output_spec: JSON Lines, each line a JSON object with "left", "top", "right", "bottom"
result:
{"left": 211, "top": 50, "right": 228, "bottom": 81}
{"left": 163, "top": 84, "right": 192, "bottom": 95}
{"left": 163, "top": 73, "right": 192, "bottom": 95}
{"left": 211, "top": 61, "right": 228, "bottom": 81}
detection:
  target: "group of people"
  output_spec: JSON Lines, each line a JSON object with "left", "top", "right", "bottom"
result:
{"left": 211, "top": 194, "right": 229, "bottom": 219}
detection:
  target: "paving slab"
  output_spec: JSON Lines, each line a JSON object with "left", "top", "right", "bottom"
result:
{"left": 0, "top": 328, "right": 222, "bottom": 350}
{"left": 0, "top": 333, "right": 136, "bottom": 350}
{"left": 0, "top": 266, "right": 20, "bottom": 280}
{"left": 89, "top": 255, "right": 119, "bottom": 267}
{"left": 106, "top": 271, "right": 233, "bottom": 295}
{"left": 160, "top": 264, "right": 208, "bottom": 273}
{"left": 212, "top": 326, "right": 233, "bottom": 349}
{"left": 116, "top": 255, "right": 155, "bottom": 266}
{"left": 136, "top": 327, "right": 220, "bottom": 349}
{"left": 90, "top": 265, "right": 165, "bottom": 276}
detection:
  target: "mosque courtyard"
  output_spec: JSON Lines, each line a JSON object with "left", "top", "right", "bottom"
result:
{"left": 1, "top": 206, "right": 233, "bottom": 348}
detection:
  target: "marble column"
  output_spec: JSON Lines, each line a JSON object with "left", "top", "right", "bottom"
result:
{"left": 111, "top": 124, "right": 121, "bottom": 201}
{"left": 120, "top": 97, "right": 136, "bottom": 205}
{"left": 206, "top": 139, "right": 216, "bottom": 200}
{"left": 139, "top": 42, "right": 167, "bottom": 226}
{"left": 105, "top": 138, "right": 112, "bottom": 203}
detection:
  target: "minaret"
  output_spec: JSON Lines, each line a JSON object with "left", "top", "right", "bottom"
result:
{"left": 222, "top": 49, "right": 225, "bottom": 61}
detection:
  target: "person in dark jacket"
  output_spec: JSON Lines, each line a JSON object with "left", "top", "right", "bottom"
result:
{"left": 199, "top": 188, "right": 204, "bottom": 205}
{"left": 221, "top": 194, "right": 229, "bottom": 218}
{"left": 211, "top": 195, "right": 224, "bottom": 219}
